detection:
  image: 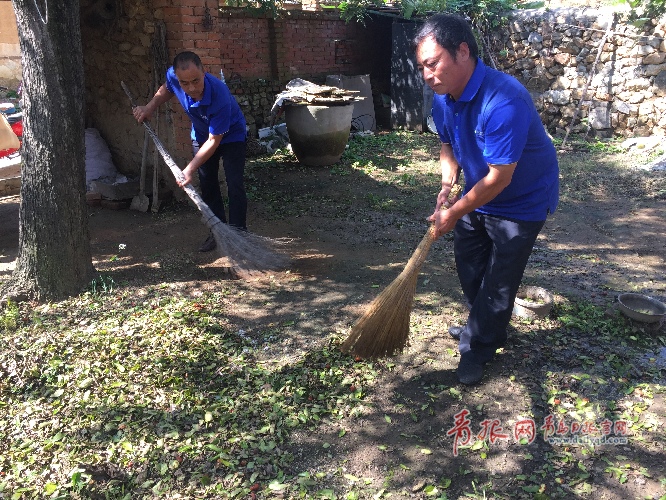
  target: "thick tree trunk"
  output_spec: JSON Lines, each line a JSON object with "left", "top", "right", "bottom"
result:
{"left": 3, "top": 0, "right": 94, "bottom": 301}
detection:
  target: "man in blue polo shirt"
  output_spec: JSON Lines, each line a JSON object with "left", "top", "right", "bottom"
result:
{"left": 414, "top": 14, "right": 559, "bottom": 385}
{"left": 133, "top": 51, "right": 247, "bottom": 252}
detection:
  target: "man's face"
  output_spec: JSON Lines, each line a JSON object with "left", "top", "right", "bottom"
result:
{"left": 175, "top": 63, "right": 206, "bottom": 101}
{"left": 416, "top": 35, "right": 471, "bottom": 100}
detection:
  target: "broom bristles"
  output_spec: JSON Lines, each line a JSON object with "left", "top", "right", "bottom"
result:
{"left": 340, "top": 225, "right": 437, "bottom": 358}
{"left": 208, "top": 217, "right": 290, "bottom": 279}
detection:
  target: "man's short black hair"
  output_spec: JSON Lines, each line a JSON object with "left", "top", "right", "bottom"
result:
{"left": 413, "top": 14, "right": 479, "bottom": 61}
{"left": 173, "top": 51, "right": 203, "bottom": 71}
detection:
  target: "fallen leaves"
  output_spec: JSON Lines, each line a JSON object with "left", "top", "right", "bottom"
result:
{"left": 0, "top": 289, "right": 378, "bottom": 497}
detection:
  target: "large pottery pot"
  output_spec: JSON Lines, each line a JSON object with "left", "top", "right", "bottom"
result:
{"left": 284, "top": 104, "right": 354, "bottom": 166}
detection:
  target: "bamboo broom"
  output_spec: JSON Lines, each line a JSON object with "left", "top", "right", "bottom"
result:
{"left": 341, "top": 185, "right": 462, "bottom": 358}
{"left": 121, "top": 82, "right": 289, "bottom": 278}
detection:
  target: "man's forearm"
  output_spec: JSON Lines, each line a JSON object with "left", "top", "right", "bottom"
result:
{"left": 439, "top": 144, "right": 460, "bottom": 188}
{"left": 146, "top": 84, "right": 173, "bottom": 115}
{"left": 446, "top": 163, "right": 516, "bottom": 220}
{"left": 133, "top": 84, "right": 173, "bottom": 123}
{"left": 188, "top": 134, "right": 223, "bottom": 171}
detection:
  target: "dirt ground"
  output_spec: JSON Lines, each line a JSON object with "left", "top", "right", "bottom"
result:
{"left": 0, "top": 138, "right": 665, "bottom": 498}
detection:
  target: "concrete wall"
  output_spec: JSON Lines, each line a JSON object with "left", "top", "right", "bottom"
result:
{"left": 0, "top": 1, "right": 21, "bottom": 88}
{"left": 490, "top": 7, "right": 666, "bottom": 138}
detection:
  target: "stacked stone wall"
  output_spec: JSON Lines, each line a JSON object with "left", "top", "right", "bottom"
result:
{"left": 491, "top": 7, "right": 666, "bottom": 138}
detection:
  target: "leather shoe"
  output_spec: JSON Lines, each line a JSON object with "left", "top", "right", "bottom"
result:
{"left": 448, "top": 326, "right": 465, "bottom": 340}
{"left": 199, "top": 234, "right": 216, "bottom": 252}
{"left": 457, "top": 358, "right": 484, "bottom": 385}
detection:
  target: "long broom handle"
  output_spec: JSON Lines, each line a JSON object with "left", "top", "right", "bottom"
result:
{"left": 120, "top": 81, "right": 220, "bottom": 230}
{"left": 403, "top": 184, "right": 462, "bottom": 274}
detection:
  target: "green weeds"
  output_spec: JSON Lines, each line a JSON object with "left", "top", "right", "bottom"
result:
{"left": 88, "top": 275, "right": 116, "bottom": 296}
{"left": 0, "top": 299, "right": 19, "bottom": 332}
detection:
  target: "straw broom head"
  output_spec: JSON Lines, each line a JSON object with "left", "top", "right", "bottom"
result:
{"left": 208, "top": 218, "right": 290, "bottom": 279}
{"left": 340, "top": 184, "right": 462, "bottom": 358}
{"left": 340, "top": 226, "right": 437, "bottom": 358}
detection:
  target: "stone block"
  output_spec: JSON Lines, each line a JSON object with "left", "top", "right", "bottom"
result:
{"left": 86, "top": 192, "right": 102, "bottom": 207}
{"left": 90, "top": 180, "right": 140, "bottom": 200}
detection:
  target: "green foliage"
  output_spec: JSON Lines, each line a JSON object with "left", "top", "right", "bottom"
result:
{"left": 516, "top": 1, "right": 544, "bottom": 8}
{"left": 556, "top": 300, "right": 636, "bottom": 341}
{"left": 624, "top": 0, "right": 666, "bottom": 21}
{"left": 0, "top": 291, "right": 378, "bottom": 497}
{"left": 552, "top": 136, "right": 623, "bottom": 154}
{"left": 88, "top": 275, "right": 116, "bottom": 296}
{"left": 339, "top": 0, "right": 516, "bottom": 30}
{"left": 0, "top": 300, "right": 20, "bottom": 332}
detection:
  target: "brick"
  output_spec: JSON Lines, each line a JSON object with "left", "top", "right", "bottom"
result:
{"left": 195, "top": 40, "right": 220, "bottom": 49}
{"left": 164, "top": 6, "right": 193, "bottom": 16}
{"left": 183, "top": 0, "right": 207, "bottom": 6}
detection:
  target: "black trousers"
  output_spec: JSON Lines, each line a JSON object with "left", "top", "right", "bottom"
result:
{"left": 454, "top": 211, "right": 545, "bottom": 364}
{"left": 193, "top": 140, "right": 247, "bottom": 230}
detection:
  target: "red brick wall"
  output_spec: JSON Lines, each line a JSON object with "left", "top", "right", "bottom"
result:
{"left": 156, "top": 3, "right": 376, "bottom": 161}
{"left": 219, "top": 16, "right": 273, "bottom": 79}
{"left": 82, "top": 0, "right": 389, "bottom": 176}
{"left": 160, "top": 5, "right": 371, "bottom": 81}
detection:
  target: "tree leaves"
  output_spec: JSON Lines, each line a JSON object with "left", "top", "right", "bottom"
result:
{"left": 0, "top": 290, "right": 375, "bottom": 497}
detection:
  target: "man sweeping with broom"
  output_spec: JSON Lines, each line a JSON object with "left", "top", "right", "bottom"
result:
{"left": 133, "top": 51, "right": 248, "bottom": 253}
{"left": 415, "top": 14, "right": 559, "bottom": 385}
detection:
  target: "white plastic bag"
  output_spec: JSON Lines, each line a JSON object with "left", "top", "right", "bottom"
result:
{"left": 85, "top": 128, "right": 118, "bottom": 189}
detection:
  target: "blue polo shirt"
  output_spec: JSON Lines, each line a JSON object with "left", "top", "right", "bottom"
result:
{"left": 166, "top": 67, "right": 246, "bottom": 145}
{"left": 432, "top": 59, "right": 559, "bottom": 221}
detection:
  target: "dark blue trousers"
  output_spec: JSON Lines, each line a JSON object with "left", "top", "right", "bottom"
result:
{"left": 193, "top": 140, "right": 247, "bottom": 230}
{"left": 454, "top": 212, "right": 545, "bottom": 364}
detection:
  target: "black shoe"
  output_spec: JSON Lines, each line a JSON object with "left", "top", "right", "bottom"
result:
{"left": 448, "top": 326, "right": 465, "bottom": 340}
{"left": 457, "top": 358, "right": 484, "bottom": 385}
{"left": 199, "top": 234, "right": 216, "bottom": 252}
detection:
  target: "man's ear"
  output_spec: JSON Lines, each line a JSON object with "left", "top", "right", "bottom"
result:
{"left": 456, "top": 42, "right": 471, "bottom": 62}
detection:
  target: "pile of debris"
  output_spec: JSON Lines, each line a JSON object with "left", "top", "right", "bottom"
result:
{"left": 270, "top": 78, "right": 363, "bottom": 117}
{"left": 258, "top": 78, "right": 367, "bottom": 154}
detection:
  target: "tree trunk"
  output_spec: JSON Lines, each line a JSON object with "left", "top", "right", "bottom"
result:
{"left": 3, "top": 0, "right": 94, "bottom": 301}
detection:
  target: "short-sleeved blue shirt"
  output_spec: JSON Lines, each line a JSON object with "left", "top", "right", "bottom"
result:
{"left": 432, "top": 59, "right": 559, "bottom": 221}
{"left": 166, "top": 67, "right": 246, "bottom": 145}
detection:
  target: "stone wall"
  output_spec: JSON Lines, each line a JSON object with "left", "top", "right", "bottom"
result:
{"left": 81, "top": 0, "right": 159, "bottom": 182}
{"left": 490, "top": 7, "right": 666, "bottom": 138}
